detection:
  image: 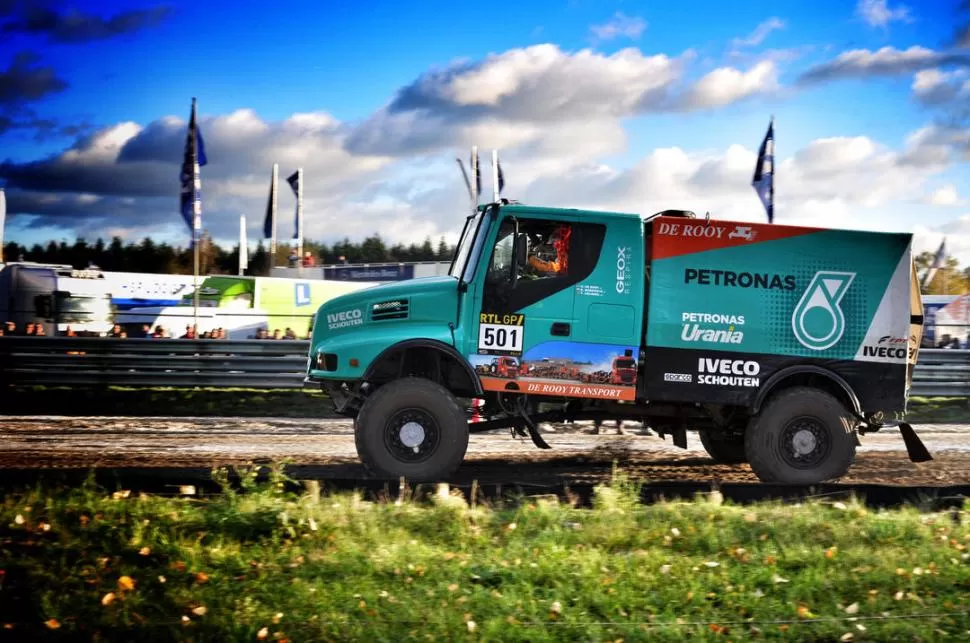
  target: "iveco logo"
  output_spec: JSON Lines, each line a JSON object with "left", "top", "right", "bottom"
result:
{"left": 327, "top": 308, "right": 363, "bottom": 330}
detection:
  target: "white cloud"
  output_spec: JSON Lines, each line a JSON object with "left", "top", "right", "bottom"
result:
{"left": 589, "top": 12, "right": 647, "bottom": 42}
{"left": 680, "top": 60, "right": 779, "bottom": 109}
{"left": 4, "top": 110, "right": 959, "bottom": 255}
{"left": 925, "top": 184, "right": 965, "bottom": 206}
{"left": 901, "top": 125, "right": 970, "bottom": 167}
{"left": 912, "top": 216, "right": 970, "bottom": 266}
{"left": 856, "top": 0, "right": 912, "bottom": 28}
{"left": 1, "top": 109, "right": 398, "bottom": 244}
{"left": 1, "top": 37, "right": 964, "bottom": 261}
{"left": 499, "top": 130, "right": 950, "bottom": 236}
{"left": 731, "top": 17, "right": 785, "bottom": 49}
{"left": 347, "top": 44, "right": 780, "bottom": 158}
{"left": 911, "top": 68, "right": 970, "bottom": 105}
{"left": 800, "top": 46, "right": 970, "bottom": 84}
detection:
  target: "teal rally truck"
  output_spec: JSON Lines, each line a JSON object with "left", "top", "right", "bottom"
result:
{"left": 305, "top": 202, "right": 930, "bottom": 484}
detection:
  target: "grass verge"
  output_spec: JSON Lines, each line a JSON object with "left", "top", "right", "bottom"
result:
{"left": 907, "top": 397, "right": 970, "bottom": 424}
{"left": 1, "top": 465, "right": 969, "bottom": 641}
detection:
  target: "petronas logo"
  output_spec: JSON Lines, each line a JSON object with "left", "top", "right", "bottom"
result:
{"left": 792, "top": 271, "right": 856, "bottom": 350}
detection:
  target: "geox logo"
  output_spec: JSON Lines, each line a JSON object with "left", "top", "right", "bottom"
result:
{"left": 616, "top": 246, "right": 631, "bottom": 294}
{"left": 327, "top": 309, "right": 363, "bottom": 330}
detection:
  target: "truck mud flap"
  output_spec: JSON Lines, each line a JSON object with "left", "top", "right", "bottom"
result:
{"left": 897, "top": 422, "right": 933, "bottom": 463}
{"left": 519, "top": 414, "right": 551, "bottom": 450}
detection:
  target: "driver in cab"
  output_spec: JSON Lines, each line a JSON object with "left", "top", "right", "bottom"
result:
{"left": 523, "top": 224, "right": 571, "bottom": 279}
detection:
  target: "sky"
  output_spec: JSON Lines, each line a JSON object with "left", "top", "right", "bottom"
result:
{"left": 2, "top": 0, "right": 970, "bottom": 263}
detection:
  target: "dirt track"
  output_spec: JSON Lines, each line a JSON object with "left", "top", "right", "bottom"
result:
{"left": 1, "top": 416, "right": 968, "bottom": 486}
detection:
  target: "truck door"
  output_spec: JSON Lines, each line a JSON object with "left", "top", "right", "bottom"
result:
{"left": 470, "top": 210, "right": 633, "bottom": 400}
{"left": 567, "top": 215, "right": 644, "bottom": 399}
{"left": 469, "top": 210, "right": 579, "bottom": 395}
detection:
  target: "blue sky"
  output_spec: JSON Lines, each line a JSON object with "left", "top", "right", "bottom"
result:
{"left": 2, "top": 0, "right": 970, "bottom": 263}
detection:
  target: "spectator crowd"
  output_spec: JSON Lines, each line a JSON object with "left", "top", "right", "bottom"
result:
{"left": 0, "top": 320, "right": 309, "bottom": 340}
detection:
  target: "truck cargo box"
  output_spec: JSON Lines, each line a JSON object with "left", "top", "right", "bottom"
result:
{"left": 643, "top": 216, "right": 920, "bottom": 414}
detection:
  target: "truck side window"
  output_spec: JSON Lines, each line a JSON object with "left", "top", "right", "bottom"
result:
{"left": 483, "top": 217, "right": 605, "bottom": 313}
{"left": 486, "top": 221, "right": 516, "bottom": 283}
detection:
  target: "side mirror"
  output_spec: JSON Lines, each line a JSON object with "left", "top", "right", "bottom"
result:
{"left": 509, "top": 218, "right": 524, "bottom": 287}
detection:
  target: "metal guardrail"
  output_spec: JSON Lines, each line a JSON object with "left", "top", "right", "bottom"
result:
{"left": 909, "top": 349, "right": 970, "bottom": 397}
{"left": 2, "top": 338, "right": 970, "bottom": 396}
{"left": 0, "top": 337, "right": 312, "bottom": 389}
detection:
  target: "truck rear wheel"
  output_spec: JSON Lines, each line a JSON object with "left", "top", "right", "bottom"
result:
{"left": 354, "top": 377, "right": 469, "bottom": 481}
{"left": 699, "top": 431, "right": 747, "bottom": 464}
{"left": 745, "top": 386, "right": 857, "bottom": 484}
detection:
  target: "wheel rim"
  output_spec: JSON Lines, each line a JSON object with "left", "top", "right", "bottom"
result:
{"left": 778, "top": 416, "right": 831, "bottom": 469}
{"left": 383, "top": 408, "right": 441, "bottom": 464}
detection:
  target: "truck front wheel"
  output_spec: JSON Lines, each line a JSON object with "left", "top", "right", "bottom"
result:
{"left": 745, "top": 387, "right": 857, "bottom": 484}
{"left": 354, "top": 377, "right": 470, "bottom": 481}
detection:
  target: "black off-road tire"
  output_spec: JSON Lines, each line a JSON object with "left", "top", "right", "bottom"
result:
{"left": 744, "top": 386, "right": 857, "bottom": 484}
{"left": 354, "top": 377, "right": 469, "bottom": 481}
{"left": 699, "top": 431, "right": 747, "bottom": 464}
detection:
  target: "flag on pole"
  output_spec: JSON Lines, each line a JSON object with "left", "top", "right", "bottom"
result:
{"left": 497, "top": 158, "right": 505, "bottom": 195}
{"left": 263, "top": 164, "right": 278, "bottom": 239}
{"left": 472, "top": 147, "right": 481, "bottom": 199}
{"left": 179, "top": 98, "right": 207, "bottom": 237}
{"left": 286, "top": 170, "right": 300, "bottom": 240}
{"left": 922, "top": 238, "right": 947, "bottom": 288}
{"left": 931, "top": 238, "right": 947, "bottom": 269}
{"left": 752, "top": 118, "right": 774, "bottom": 223}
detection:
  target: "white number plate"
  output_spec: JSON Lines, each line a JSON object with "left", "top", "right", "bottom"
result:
{"left": 478, "top": 324, "right": 524, "bottom": 354}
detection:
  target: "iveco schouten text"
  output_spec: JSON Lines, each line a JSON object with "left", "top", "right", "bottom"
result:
{"left": 306, "top": 203, "right": 930, "bottom": 483}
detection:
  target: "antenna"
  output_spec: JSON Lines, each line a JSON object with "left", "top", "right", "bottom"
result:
{"left": 456, "top": 158, "right": 474, "bottom": 208}
{"left": 471, "top": 145, "right": 479, "bottom": 207}
{"left": 492, "top": 149, "right": 500, "bottom": 202}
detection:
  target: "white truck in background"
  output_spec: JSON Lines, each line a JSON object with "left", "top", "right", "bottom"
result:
{"left": 0, "top": 262, "right": 114, "bottom": 336}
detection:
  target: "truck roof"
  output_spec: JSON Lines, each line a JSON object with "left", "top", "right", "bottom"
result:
{"left": 493, "top": 202, "right": 913, "bottom": 239}
{"left": 493, "top": 203, "right": 643, "bottom": 222}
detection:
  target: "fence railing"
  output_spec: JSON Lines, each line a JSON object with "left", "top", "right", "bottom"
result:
{"left": 0, "top": 337, "right": 311, "bottom": 389}
{"left": 2, "top": 338, "right": 970, "bottom": 397}
{"left": 908, "top": 349, "right": 970, "bottom": 397}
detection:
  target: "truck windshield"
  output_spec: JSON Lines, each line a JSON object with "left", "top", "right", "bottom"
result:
{"left": 55, "top": 293, "right": 112, "bottom": 323}
{"left": 449, "top": 209, "right": 489, "bottom": 281}
{"left": 615, "top": 358, "right": 636, "bottom": 369}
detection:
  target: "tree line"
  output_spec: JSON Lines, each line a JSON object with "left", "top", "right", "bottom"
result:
{"left": 915, "top": 250, "right": 970, "bottom": 295}
{"left": 3, "top": 237, "right": 962, "bottom": 289}
{"left": 1, "top": 234, "right": 456, "bottom": 275}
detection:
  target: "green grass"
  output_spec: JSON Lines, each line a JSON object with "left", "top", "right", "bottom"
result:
{"left": 2, "top": 466, "right": 969, "bottom": 641}
{"left": 906, "top": 397, "right": 970, "bottom": 424}
{"left": 1, "top": 385, "right": 341, "bottom": 418}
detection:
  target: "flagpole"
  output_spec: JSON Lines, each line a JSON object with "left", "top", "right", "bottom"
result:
{"left": 271, "top": 162, "right": 278, "bottom": 270}
{"left": 191, "top": 97, "right": 200, "bottom": 334}
{"left": 239, "top": 214, "right": 247, "bottom": 275}
{"left": 0, "top": 188, "right": 6, "bottom": 263}
{"left": 769, "top": 114, "right": 774, "bottom": 224}
{"left": 297, "top": 167, "right": 304, "bottom": 274}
